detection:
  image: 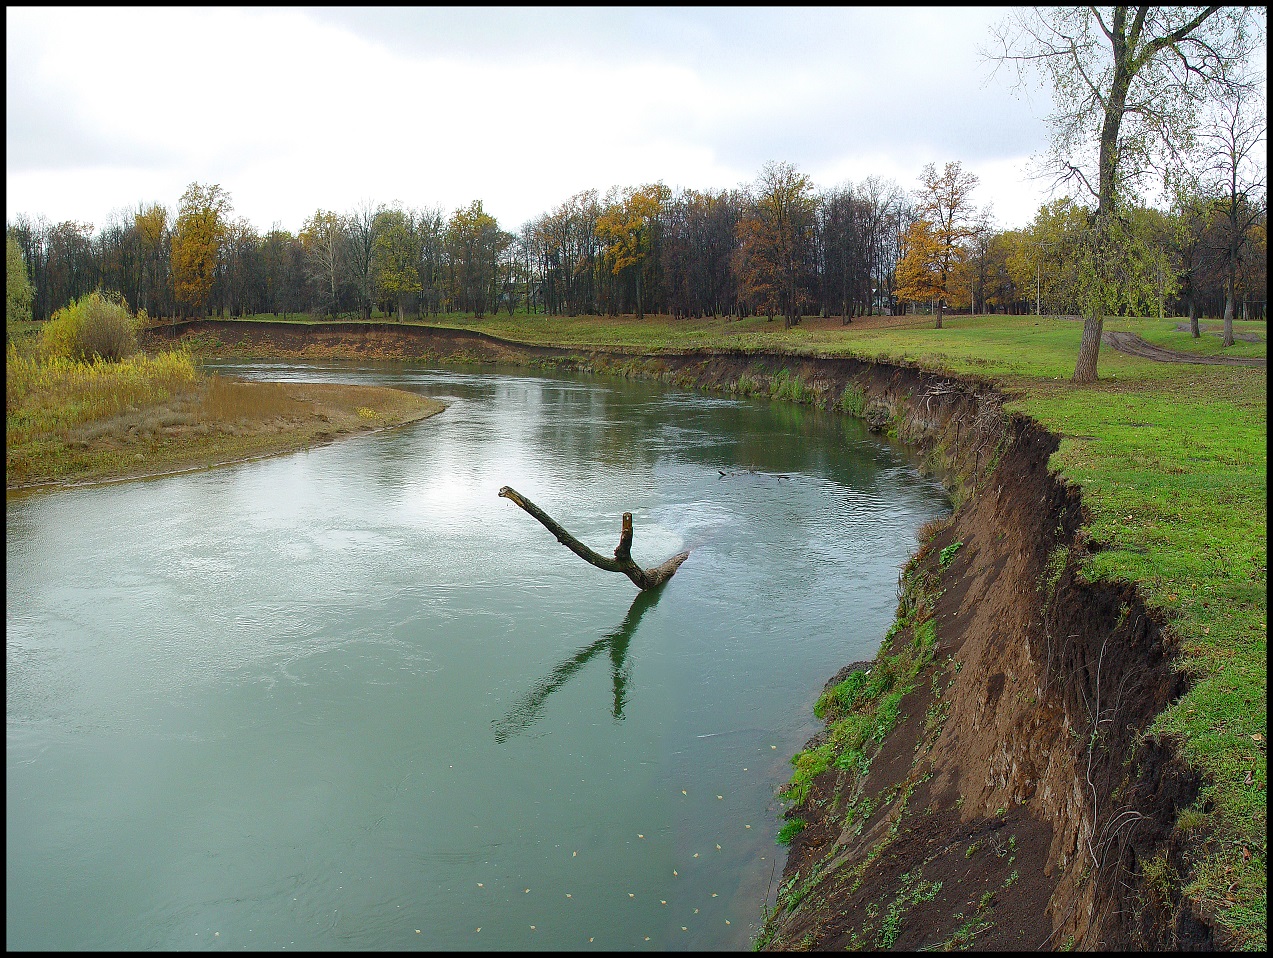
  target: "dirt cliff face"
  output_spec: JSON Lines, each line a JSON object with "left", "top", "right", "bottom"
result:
{"left": 149, "top": 321, "right": 1206, "bottom": 949}
{"left": 754, "top": 410, "right": 1201, "bottom": 951}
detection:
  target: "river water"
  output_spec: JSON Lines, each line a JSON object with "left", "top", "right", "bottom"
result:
{"left": 6, "top": 361, "right": 949, "bottom": 951}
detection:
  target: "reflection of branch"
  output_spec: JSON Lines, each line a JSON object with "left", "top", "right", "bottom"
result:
{"left": 493, "top": 587, "right": 663, "bottom": 743}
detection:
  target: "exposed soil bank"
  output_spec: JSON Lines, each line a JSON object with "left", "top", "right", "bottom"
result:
{"left": 147, "top": 319, "right": 1210, "bottom": 949}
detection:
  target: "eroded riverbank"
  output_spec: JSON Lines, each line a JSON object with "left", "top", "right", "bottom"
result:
{"left": 143, "top": 318, "right": 1221, "bottom": 949}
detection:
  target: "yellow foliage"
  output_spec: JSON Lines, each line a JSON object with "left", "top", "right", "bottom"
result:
{"left": 893, "top": 220, "right": 944, "bottom": 304}
{"left": 7, "top": 343, "right": 197, "bottom": 443}
{"left": 171, "top": 183, "right": 231, "bottom": 315}
{"left": 596, "top": 184, "right": 668, "bottom": 275}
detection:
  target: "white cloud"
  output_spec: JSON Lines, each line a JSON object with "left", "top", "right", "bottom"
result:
{"left": 8, "top": 6, "right": 1063, "bottom": 233}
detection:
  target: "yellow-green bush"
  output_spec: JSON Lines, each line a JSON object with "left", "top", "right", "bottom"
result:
{"left": 41, "top": 291, "right": 140, "bottom": 362}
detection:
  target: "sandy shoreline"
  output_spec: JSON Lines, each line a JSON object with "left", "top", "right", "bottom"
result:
{"left": 6, "top": 379, "right": 445, "bottom": 496}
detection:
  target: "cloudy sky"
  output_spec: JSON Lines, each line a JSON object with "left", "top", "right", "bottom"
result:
{"left": 8, "top": 6, "right": 1062, "bottom": 235}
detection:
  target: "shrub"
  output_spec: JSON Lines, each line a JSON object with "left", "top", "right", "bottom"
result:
{"left": 41, "top": 291, "right": 139, "bottom": 362}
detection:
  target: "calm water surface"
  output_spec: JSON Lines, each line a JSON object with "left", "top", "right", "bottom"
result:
{"left": 6, "top": 362, "right": 949, "bottom": 950}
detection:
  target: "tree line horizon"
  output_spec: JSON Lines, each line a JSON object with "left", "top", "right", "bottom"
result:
{"left": 6, "top": 155, "right": 1264, "bottom": 335}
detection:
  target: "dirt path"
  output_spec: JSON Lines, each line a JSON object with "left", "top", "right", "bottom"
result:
{"left": 1102, "top": 330, "right": 1266, "bottom": 366}
{"left": 1173, "top": 322, "right": 1263, "bottom": 343}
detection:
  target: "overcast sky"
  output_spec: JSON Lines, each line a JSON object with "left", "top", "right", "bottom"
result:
{"left": 8, "top": 6, "right": 1065, "bottom": 235}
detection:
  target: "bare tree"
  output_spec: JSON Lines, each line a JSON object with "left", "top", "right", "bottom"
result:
{"left": 987, "top": 6, "right": 1265, "bottom": 382}
{"left": 299, "top": 210, "right": 346, "bottom": 318}
{"left": 1195, "top": 77, "right": 1267, "bottom": 346}
{"left": 344, "top": 199, "right": 383, "bottom": 321}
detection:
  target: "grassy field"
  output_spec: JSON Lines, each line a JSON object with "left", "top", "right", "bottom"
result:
{"left": 5, "top": 325, "right": 444, "bottom": 492}
{"left": 406, "top": 309, "right": 1263, "bottom": 948}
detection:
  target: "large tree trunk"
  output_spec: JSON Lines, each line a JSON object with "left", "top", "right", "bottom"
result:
{"left": 1188, "top": 298, "right": 1199, "bottom": 338}
{"left": 499, "top": 486, "right": 689, "bottom": 591}
{"left": 1073, "top": 313, "right": 1103, "bottom": 383}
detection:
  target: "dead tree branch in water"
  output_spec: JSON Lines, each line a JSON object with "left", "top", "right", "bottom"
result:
{"left": 498, "top": 485, "right": 689, "bottom": 590}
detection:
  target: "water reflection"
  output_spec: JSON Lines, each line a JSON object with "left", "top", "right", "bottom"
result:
{"left": 492, "top": 585, "right": 664, "bottom": 742}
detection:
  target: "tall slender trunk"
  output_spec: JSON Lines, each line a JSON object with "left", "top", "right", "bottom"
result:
{"left": 1222, "top": 269, "right": 1236, "bottom": 347}
{"left": 1188, "top": 298, "right": 1199, "bottom": 338}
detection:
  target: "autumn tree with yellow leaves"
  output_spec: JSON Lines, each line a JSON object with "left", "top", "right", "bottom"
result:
{"left": 445, "top": 200, "right": 510, "bottom": 318}
{"left": 894, "top": 162, "right": 981, "bottom": 328}
{"left": 596, "top": 183, "right": 669, "bottom": 320}
{"left": 170, "top": 183, "right": 231, "bottom": 319}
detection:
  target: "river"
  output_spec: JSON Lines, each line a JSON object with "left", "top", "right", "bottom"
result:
{"left": 6, "top": 361, "right": 949, "bottom": 950}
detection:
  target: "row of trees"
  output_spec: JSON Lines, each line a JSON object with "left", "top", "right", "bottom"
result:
{"left": 5, "top": 166, "right": 913, "bottom": 329}
{"left": 7, "top": 153, "right": 1263, "bottom": 337}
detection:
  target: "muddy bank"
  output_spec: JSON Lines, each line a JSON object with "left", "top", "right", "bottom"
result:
{"left": 148, "top": 319, "right": 1207, "bottom": 949}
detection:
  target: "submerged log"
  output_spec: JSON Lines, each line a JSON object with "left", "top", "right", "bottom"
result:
{"left": 498, "top": 485, "right": 689, "bottom": 591}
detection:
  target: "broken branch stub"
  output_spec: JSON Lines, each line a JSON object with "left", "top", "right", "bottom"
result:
{"left": 498, "top": 485, "right": 689, "bottom": 591}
